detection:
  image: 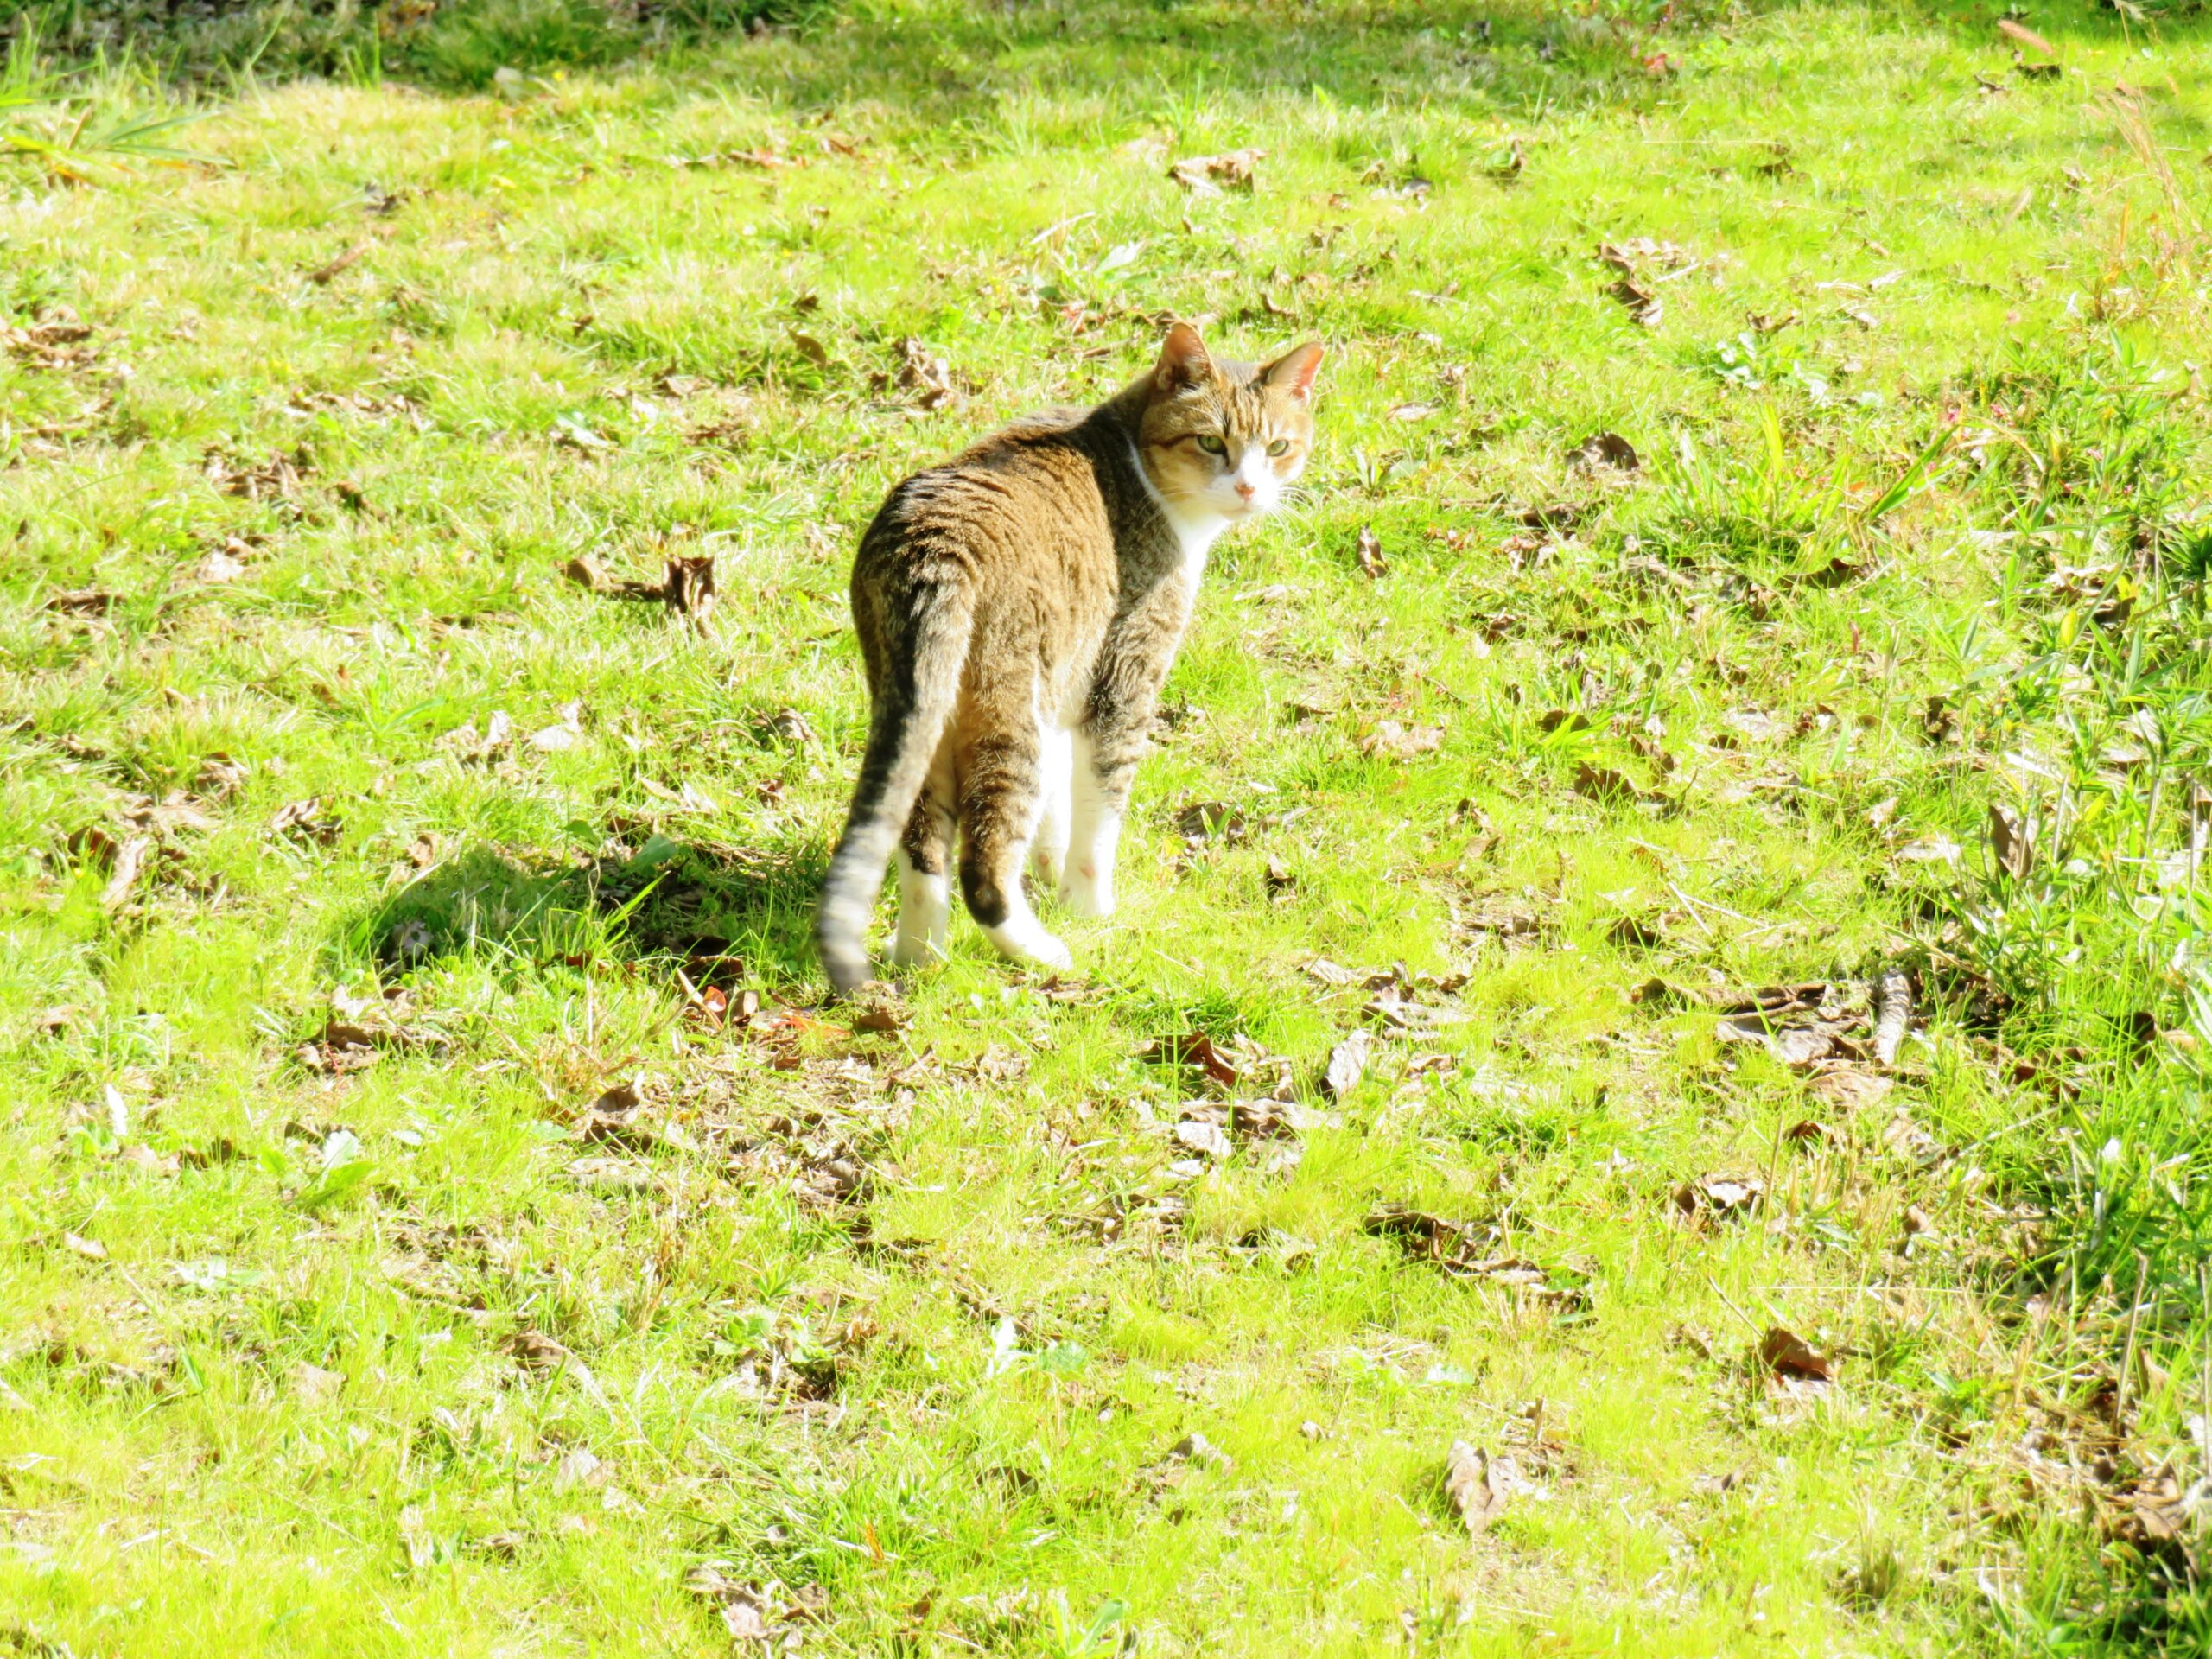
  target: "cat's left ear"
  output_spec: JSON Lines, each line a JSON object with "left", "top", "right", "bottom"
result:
{"left": 1262, "top": 340, "right": 1325, "bottom": 403}
{"left": 1154, "top": 321, "right": 1215, "bottom": 393}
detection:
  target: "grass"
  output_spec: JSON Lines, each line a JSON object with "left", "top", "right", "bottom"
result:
{"left": 3, "top": 0, "right": 2212, "bottom": 1652}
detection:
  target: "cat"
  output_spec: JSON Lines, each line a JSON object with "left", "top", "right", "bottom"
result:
{"left": 816, "top": 321, "right": 1325, "bottom": 995}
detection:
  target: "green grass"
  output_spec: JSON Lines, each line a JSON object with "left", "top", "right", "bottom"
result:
{"left": 4, "top": 0, "right": 2212, "bottom": 1652}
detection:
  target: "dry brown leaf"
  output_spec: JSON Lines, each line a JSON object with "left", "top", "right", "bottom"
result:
{"left": 1142, "top": 1031, "right": 1240, "bottom": 1090}
{"left": 1567, "top": 432, "right": 1639, "bottom": 473}
{"left": 99, "top": 835, "right": 151, "bottom": 910}
{"left": 1573, "top": 762, "right": 1662, "bottom": 807}
{"left": 1169, "top": 149, "right": 1262, "bottom": 194}
{"left": 270, "top": 797, "right": 343, "bottom": 846}
{"left": 1443, "top": 1441, "right": 1520, "bottom": 1535}
{"left": 46, "top": 588, "right": 116, "bottom": 614}
{"left": 1355, "top": 524, "right": 1387, "bottom": 578}
{"left": 1362, "top": 721, "right": 1443, "bottom": 760}
{"left": 1808, "top": 1066, "right": 1892, "bottom": 1111}
{"left": 1322, "top": 1028, "right": 1371, "bottom": 1099}
{"left": 1989, "top": 803, "right": 2034, "bottom": 880}
{"left": 1674, "top": 1173, "right": 1764, "bottom": 1217}
{"left": 1758, "top": 1325, "right": 1836, "bottom": 1389}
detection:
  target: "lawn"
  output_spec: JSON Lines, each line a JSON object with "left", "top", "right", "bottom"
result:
{"left": 3, "top": 0, "right": 2211, "bottom": 1652}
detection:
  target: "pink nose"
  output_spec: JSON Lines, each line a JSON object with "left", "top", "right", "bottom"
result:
{"left": 1235, "top": 481, "right": 1257, "bottom": 499}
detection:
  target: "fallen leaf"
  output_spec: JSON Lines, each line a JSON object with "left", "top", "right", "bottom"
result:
{"left": 554, "top": 1448, "right": 607, "bottom": 1491}
{"left": 1758, "top": 1325, "right": 1836, "bottom": 1388}
{"left": 1443, "top": 1441, "right": 1519, "bottom": 1535}
{"left": 663, "top": 554, "right": 715, "bottom": 620}
{"left": 1174, "top": 1119, "right": 1233, "bottom": 1160}
{"left": 1606, "top": 276, "right": 1662, "bottom": 327}
{"left": 1303, "top": 957, "right": 1364, "bottom": 987}
{"left": 1567, "top": 432, "right": 1639, "bottom": 473}
{"left": 293, "top": 1362, "right": 345, "bottom": 1407}
{"left": 1174, "top": 800, "right": 1246, "bottom": 842}
{"left": 582, "top": 1081, "right": 653, "bottom": 1149}
{"left": 1355, "top": 524, "right": 1387, "bottom": 578}
{"left": 270, "top": 798, "right": 343, "bottom": 846}
{"left": 1606, "top": 912, "right": 1665, "bottom": 950}
{"left": 1142, "top": 1031, "right": 1240, "bottom": 1089}
{"left": 500, "top": 1330, "right": 582, "bottom": 1377}
{"left": 194, "top": 546, "right": 248, "bottom": 583}
{"left": 852, "top": 994, "right": 907, "bottom": 1034}
{"left": 764, "top": 707, "right": 817, "bottom": 747}
{"left": 1573, "top": 762, "right": 1662, "bottom": 807}
{"left": 790, "top": 331, "right": 832, "bottom": 370}
{"left": 1168, "top": 1430, "right": 1232, "bottom": 1468}
{"left": 1389, "top": 401, "right": 1439, "bottom": 422}
{"left": 99, "top": 835, "right": 151, "bottom": 910}
{"left": 1628, "top": 976, "right": 1700, "bottom": 1009}
{"left": 1989, "top": 803, "right": 2034, "bottom": 880}
{"left": 1897, "top": 836, "right": 1961, "bottom": 866}
{"left": 1168, "top": 149, "right": 1262, "bottom": 194}
{"left": 1808, "top": 1066, "right": 1892, "bottom": 1111}
{"left": 1674, "top": 1173, "right": 1764, "bottom": 1217}
{"left": 1322, "top": 1028, "right": 1371, "bottom": 1098}
{"left": 1362, "top": 720, "right": 1444, "bottom": 760}
{"left": 45, "top": 588, "right": 115, "bottom": 615}
{"left": 62, "top": 1231, "right": 108, "bottom": 1262}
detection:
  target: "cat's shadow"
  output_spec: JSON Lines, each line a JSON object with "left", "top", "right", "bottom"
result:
{"left": 342, "top": 836, "right": 826, "bottom": 990}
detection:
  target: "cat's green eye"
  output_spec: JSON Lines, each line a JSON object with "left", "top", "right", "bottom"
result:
{"left": 1197, "top": 434, "right": 1227, "bottom": 454}
{"left": 1267, "top": 438, "right": 1291, "bottom": 457}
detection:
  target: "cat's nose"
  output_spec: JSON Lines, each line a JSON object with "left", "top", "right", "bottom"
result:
{"left": 1234, "top": 480, "right": 1257, "bottom": 499}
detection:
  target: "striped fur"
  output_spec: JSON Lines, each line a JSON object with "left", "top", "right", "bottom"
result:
{"left": 817, "top": 323, "right": 1324, "bottom": 995}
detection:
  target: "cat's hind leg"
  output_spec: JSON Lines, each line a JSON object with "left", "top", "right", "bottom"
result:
{"left": 957, "top": 721, "right": 1071, "bottom": 974}
{"left": 1028, "top": 715, "right": 1073, "bottom": 898}
{"left": 890, "top": 744, "right": 955, "bottom": 969}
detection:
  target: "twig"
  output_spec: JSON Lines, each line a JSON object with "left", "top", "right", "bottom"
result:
{"left": 307, "top": 241, "right": 371, "bottom": 285}
{"left": 1706, "top": 1273, "right": 1764, "bottom": 1337}
{"left": 2118, "top": 1249, "right": 2149, "bottom": 1423}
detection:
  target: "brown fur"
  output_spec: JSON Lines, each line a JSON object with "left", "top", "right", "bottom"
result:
{"left": 817, "top": 323, "right": 1324, "bottom": 994}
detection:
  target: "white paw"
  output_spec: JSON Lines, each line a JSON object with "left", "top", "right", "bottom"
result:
{"left": 889, "top": 931, "right": 944, "bottom": 969}
{"left": 1060, "top": 872, "right": 1115, "bottom": 918}
{"left": 983, "top": 919, "right": 1073, "bottom": 972}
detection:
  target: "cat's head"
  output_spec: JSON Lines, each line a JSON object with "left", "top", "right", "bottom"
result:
{"left": 1134, "top": 322, "right": 1324, "bottom": 523}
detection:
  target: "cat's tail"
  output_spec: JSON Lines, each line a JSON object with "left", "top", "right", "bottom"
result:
{"left": 816, "top": 582, "right": 972, "bottom": 996}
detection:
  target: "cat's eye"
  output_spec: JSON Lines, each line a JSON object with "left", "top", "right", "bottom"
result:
{"left": 1266, "top": 438, "right": 1291, "bottom": 457}
{"left": 1196, "top": 434, "right": 1227, "bottom": 455}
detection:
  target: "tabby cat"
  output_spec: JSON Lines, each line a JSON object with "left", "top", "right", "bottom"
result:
{"left": 816, "top": 322, "right": 1325, "bottom": 995}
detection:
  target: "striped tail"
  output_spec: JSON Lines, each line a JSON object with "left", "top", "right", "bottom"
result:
{"left": 816, "top": 585, "right": 970, "bottom": 995}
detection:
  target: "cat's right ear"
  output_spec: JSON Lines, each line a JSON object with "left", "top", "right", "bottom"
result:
{"left": 1262, "top": 340, "right": 1325, "bottom": 403}
{"left": 1153, "top": 321, "right": 1214, "bottom": 394}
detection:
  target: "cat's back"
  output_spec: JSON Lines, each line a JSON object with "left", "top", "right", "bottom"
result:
{"left": 861, "top": 405, "right": 1129, "bottom": 562}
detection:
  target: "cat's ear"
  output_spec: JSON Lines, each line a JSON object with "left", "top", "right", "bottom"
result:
{"left": 1154, "top": 321, "right": 1214, "bottom": 393}
{"left": 1262, "top": 340, "right": 1325, "bottom": 403}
